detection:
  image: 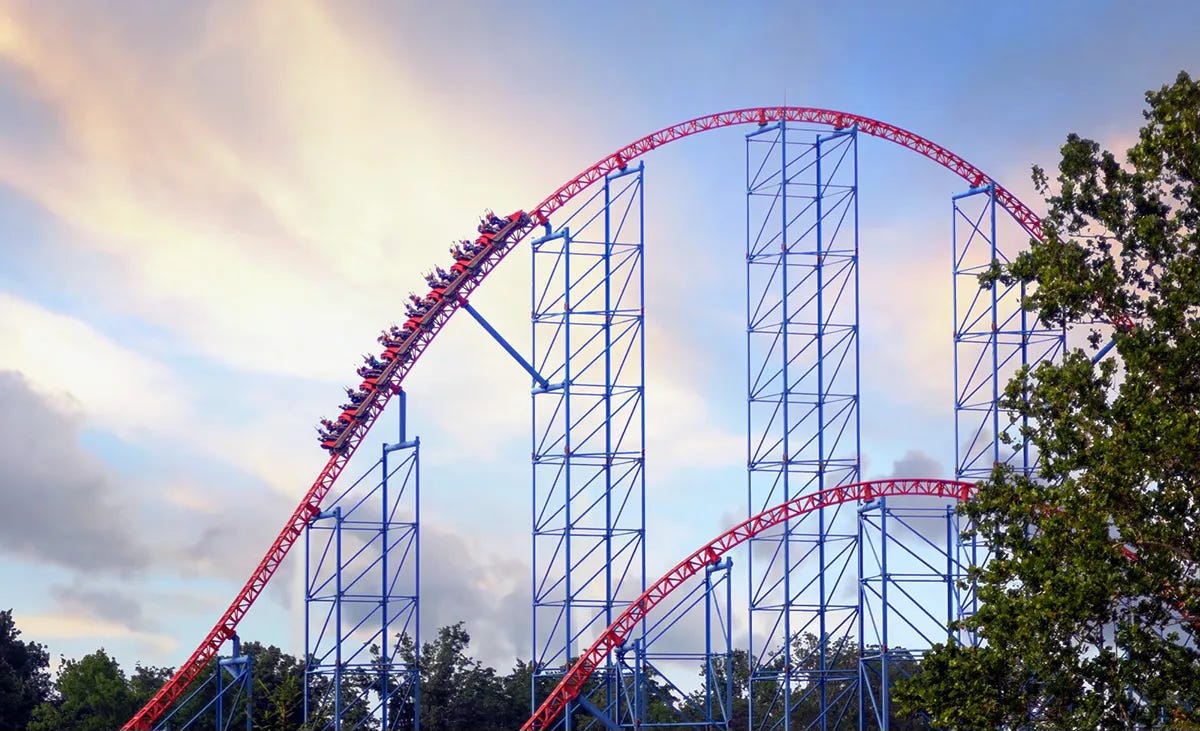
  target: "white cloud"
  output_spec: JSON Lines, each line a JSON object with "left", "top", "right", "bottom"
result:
{"left": 0, "top": 292, "right": 188, "bottom": 438}
{"left": 17, "top": 611, "right": 178, "bottom": 656}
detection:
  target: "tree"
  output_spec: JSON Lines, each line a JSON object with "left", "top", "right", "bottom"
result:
{"left": 0, "top": 609, "right": 51, "bottom": 730}
{"left": 28, "top": 649, "right": 137, "bottom": 731}
{"left": 406, "top": 622, "right": 508, "bottom": 730}
{"left": 896, "top": 71, "right": 1200, "bottom": 729}
{"left": 240, "top": 641, "right": 306, "bottom": 731}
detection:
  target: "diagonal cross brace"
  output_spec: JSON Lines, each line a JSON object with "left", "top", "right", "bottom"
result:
{"left": 457, "top": 297, "right": 551, "bottom": 391}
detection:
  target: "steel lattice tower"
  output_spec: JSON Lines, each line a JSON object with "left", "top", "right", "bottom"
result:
{"left": 305, "top": 394, "right": 420, "bottom": 730}
{"left": 154, "top": 635, "right": 252, "bottom": 730}
{"left": 746, "top": 123, "right": 862, "bottom": 730}
{"left": 531, "top": 164, "right": 647, "bottom": 729}
{"left": 951, "top": 184, "right": 1065, "bottom": 641}
{"left": 952, "top": 183, "right": 1064, "bottom": 482}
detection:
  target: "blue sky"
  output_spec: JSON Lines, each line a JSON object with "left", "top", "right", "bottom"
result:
{"left": 0, "top": 0, "right": 1197, "bottom": 678}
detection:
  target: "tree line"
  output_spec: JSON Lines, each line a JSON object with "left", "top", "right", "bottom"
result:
{"left": 1, "top": 611, "right": 933, "bottom": 730}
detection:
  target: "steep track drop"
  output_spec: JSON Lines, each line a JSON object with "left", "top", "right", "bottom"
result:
{"left": 126, "top": 107, "right": 1054, "bottom": 729}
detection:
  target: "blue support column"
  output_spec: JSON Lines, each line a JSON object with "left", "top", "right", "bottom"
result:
{"left": 607, "top": 557, "right": 735, "bottom": 729}
{"left": 951, "top": 185, "right": 1065, "bottom": 641}
{"left": 746, "top": 123, "right": 861, "bottom": 731}
{"left": 703, "top": 558, "right": 735, "bottom": 728}
{"left": 531, "top": 163, "right": 646, "bottom": 729}
{"left": 858, "top": 496, "right": 964, "bottom": 730}
{"left": 154, "top": 635, "right": 252, "bottom": 730}
{"left": 305, "top": 392, "right": 420, "bottom": 730}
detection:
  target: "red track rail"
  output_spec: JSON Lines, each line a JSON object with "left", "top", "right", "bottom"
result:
{"left": 125, "top": 107, "right": 1051, "bottom": 729}
{"left": 520, "top": 478, "right": 975, "bottom": 730}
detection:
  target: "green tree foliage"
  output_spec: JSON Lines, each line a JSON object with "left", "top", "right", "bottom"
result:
{"left": 24, "top": 642, "right": 306, "bottom": 731}
{"left": 241, "top": 641, "right": 305, "bottom": 731}
{"left": 683, "top": 637, "right": 927, "bottom": 730}
{"left": 896, "top": 71, "right": 1200, "bottom": 729}
{"left": 28, "top": 649, "right": 137, "bottom": 731}
{"left": 0, "top": 609, "right": 51, "bottom": 730}
{"left": 406, "top": 622, "right": 510, "bottom": 730}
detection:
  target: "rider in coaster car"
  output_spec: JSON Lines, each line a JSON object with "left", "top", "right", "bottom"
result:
{"left": 478, "top": 212, "right": 501, "bottom": 235}
{"left": 317, "top": 418, "right": 343, "bottom": 441}
{"left": 363, "top": 354, "right": 385, "bottom": 369}
{"left": 435, "top": 266, "right": 456, "bottom": 285}
{"left": 423, "top": 271, "right": 440, "bottom": 288}
{"left": 357, "top": 364, "right": 382, "bottom": 379}
{"left": 345, "top": 386, "right": 368, "bottom": 405}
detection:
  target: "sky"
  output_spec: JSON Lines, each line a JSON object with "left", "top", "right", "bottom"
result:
{"left": 1, "top": 0, "right": 1198, "bottom": 685}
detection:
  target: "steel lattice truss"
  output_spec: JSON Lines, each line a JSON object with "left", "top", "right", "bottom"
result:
{"left": 531, "top": 165, "right": 647, "bottom": 728}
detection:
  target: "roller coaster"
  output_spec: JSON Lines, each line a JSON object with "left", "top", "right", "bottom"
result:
{"left": 122, "top": 106, "right": 1156, "bottom": 730}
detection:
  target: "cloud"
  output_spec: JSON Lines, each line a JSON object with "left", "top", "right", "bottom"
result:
{"left": 49, "top": 580, "right": 151, "bottom": 632}
{"left": 0, "top": 0, "right": 575, "bottom": 383}
{"left": 0, "top": 292, "right": 188, "bottom": 439}
{"left": 15, "top": 610, "right": 177, "bottom": 657}
{"left": 0, "top": 370, "right": 149, "bottom": 572}
{"left": 880, "top": 449, "right": 944, "bottom": 480}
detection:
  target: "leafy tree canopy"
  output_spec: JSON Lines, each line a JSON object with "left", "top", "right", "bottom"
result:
{"left": 896, "top": 71, "right": 1200, "bottom": 730}
{"left": 0, "top": 609, "right": 51, "bottom": 730}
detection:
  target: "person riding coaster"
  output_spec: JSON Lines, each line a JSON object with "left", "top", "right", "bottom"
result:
{"left": 378, "top": 327, "right": 405, "bottom": 346}
{"left": 345, "top": 386, "right": 368, "bottom": 405}
{"left": 363, "top": 353, "right": 385, "bottom": 369}
{"left": 357, "top": 364, "right": 383, "bottom": 379}
{"left": 487, "top": 213, "right": 506, "bottom": 228}
{"left": 423, "top": 271, "right": 440, "bottom": 288}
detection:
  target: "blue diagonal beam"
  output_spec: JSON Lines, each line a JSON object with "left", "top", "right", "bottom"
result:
{"left": 458, "top": 298, "right": 552, "bottom": 391}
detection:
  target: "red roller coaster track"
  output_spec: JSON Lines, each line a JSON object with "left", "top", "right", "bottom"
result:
{"left": 520, "top": 478, "right": 975, "bottom": 731}
{"left": 126, "top": 107, "right": 1049, "bottom": 729}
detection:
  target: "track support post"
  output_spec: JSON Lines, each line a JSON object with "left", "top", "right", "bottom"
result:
{"left": 746, "top": 123, "right": 861, "bottom": 731}
{"left": 304, "top": 392, "right": 420, "bottom": 730}
{"left": 950, "top": 184, "right": 1065, "bottom": 643}
{"left": 531, "top": 163, "right": 647, "bottom": 728}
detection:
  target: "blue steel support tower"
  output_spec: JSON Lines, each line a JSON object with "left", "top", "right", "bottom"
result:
{"left": 950, "top": 184, "right": 1065, "bottom": 640}
{"left": 155, "top": 635, "right": 252, "bottom": 730}
{"left": 305, "top": 392, "right": 420, "bottom": 730}
{"left": 858, "top": 498, "right": 965, "bottom": 730}
{"left": 532, "top": 163, "right": 647, "bottom": 729}
{"left": 612, "top": 556, "right": 735, "bottom": 729}
{"left": 746, "top": 123, "right": 862, "bottom": 731}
